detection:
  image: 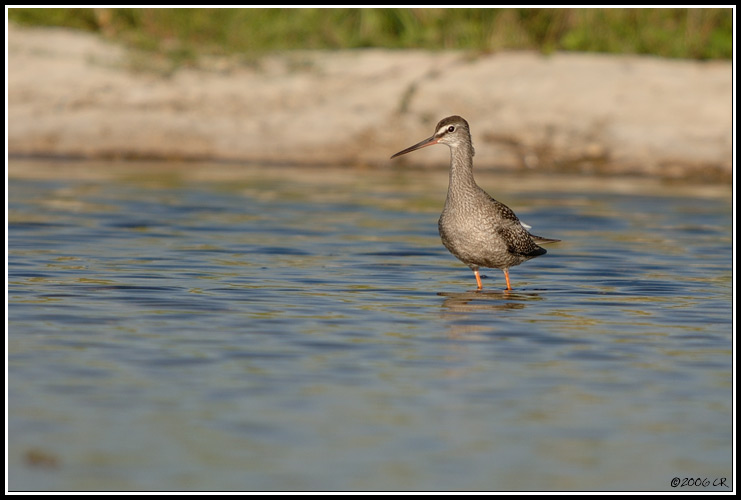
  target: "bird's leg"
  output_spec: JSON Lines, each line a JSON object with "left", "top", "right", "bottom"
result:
{"left": 503, "top": 269, "right": 512, "bottom": 291}
{"left": 473, "top": 269, "right": 483, "bottom": 290}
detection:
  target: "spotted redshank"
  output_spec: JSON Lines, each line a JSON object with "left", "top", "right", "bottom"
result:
{"left": 390, "top": 115, "right": 559, "bottom": 290}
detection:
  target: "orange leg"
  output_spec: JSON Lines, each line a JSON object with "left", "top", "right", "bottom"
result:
{"left": 473, "top": 269, "right": 483, "bottom": 290}
{"left": 503, "top": 269, "right": 512, "bottom": 291}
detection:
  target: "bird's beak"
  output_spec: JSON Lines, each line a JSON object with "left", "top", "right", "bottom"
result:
{"left": 390, "top": 135, "right": 439, "bottom": 159}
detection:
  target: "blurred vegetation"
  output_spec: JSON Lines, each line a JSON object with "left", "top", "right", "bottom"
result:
{"left": 8, "top": 7, "right": 733, "bottom": 64}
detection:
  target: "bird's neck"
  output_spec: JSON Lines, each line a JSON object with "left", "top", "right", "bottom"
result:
{"left": 446, "top": 144, "right": 479, "bottom": 202}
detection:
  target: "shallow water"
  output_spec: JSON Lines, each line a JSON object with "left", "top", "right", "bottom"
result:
{"left": 7, "top": 160, "right": 734, "bottom": 492}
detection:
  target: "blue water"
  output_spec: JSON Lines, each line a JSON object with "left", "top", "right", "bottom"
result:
{"left": 7, "top": 161, "right": 734, "bottom": 491}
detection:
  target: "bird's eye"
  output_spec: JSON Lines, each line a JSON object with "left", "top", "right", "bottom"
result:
{"left": 447, "top": 126, "right": 455, "bottom": 132}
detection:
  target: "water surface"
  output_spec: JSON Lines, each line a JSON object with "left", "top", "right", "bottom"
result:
{"left": 7, "top": 160, "right": 733, "bottom": 491}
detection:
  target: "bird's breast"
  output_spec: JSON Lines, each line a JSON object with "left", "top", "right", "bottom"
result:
{"left": 439, "top": 206, "right": 509, "bottom": 263}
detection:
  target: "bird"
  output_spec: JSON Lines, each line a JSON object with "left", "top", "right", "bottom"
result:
{"left": 390, "top": 115, "right": 559, "bottom": 290}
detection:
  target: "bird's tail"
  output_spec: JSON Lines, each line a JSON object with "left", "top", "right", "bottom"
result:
{"left": 530, "top": 234, "right": 561, "bottom": 245}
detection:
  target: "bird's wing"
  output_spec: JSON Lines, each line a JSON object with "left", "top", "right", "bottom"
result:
{"left": 486, "top": 195, "right": 560, "bottom": 245}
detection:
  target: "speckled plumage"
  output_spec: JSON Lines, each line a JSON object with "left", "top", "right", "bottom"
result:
{"left": 391, "top": 115, "right": 559, "bottom": 290}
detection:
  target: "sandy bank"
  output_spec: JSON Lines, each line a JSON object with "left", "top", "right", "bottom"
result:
{"left": 7, "top": 24, "right": 733, "bottom": 181}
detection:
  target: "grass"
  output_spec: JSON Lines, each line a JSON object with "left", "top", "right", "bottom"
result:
{"left": 8, "top": 7, "right": 733, "bottom": 64}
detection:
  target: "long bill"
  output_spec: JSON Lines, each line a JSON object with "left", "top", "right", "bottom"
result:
{"left": 390, "top": 135, "right": 439, "bottom": 159}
